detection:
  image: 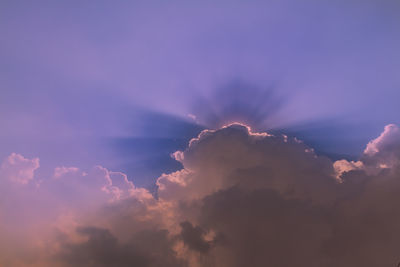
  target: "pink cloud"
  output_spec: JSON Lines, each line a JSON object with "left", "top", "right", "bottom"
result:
{"left": 0, "top": 153, "right": 39, "bottom": 184}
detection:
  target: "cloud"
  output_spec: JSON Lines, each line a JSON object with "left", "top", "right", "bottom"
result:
{"left": 2, "top": 123, "right": 400, "bottom": 266}
{"left": 364, "top": 124, "right": 400, "bottom": 156}
{"left": 158, "top": 123, "right": 337, "bottom": 206}
{"left": 180, "top": 221, "right": 211, "bottom": 254}
{"left": 0, "top": 160, "right": 153, "bottom": 266}
{"left": 363, "top": 124, "right": 400, "bottom": 169}
{"left": 0, "top": 153, "right": 39, "bottom": 184}
{"left": 56, "top": 226, "right": 184, "bottom": 267}
{"left": 335, "top": 124, "right": 400, "bottom": 178}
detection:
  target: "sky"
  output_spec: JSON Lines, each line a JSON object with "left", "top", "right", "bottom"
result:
{"left": 1, "top": 0, "right": 400, "bottom": 266}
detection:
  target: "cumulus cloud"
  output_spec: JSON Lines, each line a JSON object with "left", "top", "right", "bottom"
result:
{"left": 2, "top": 123, "right": 400, "bottom": 266}
{"left": 364, "top": 124, "right": 400, "bottom": 156}
{"left": 0, "top": 159, "right": 151, "bottom": 266}
{"left": 335, "top": 124, "right": 400, "bottom": 178}
{"left": 0, "top": 153, "right": 39, "bottom": 184}
{"left": 363, "top": 124, "right": 400, "bottom": 169}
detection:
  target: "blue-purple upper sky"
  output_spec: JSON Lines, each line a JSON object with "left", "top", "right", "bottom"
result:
{"left": 1, "top": 0, "right": 399, "bottom": 187}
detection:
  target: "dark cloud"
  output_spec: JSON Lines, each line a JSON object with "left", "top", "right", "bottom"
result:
{"left": 156, "top": 123, "right": 400, "bottom": 266}
{"left": 199, "top": 187, "right": 331, "bottom": 267}
{"left": 3, "top": 124, "right": 400, "bottom": 266}
{"left": 56, "top": 227, "right": 185, "bottom": 267}
{"left": 180, "top": 221, "right": 211, "bottom": 254}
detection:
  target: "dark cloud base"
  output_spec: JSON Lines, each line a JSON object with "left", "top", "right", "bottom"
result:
{"left": 2, "top": 124, "right": 400, "bottom": 266}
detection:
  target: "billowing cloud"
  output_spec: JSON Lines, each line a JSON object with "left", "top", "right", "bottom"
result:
{"left": 0, "top": 153, "right": 39, "bottom": 184}
{"left": 2, "top": 124, "right": 400, "bottom": 266}
{"left": 0, "top": 158, "right": 151, "bottom": 266}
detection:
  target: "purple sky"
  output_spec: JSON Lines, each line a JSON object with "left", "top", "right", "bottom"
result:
{"left": 1, "top": 1, "right": 400, "bottom": 189}
{"left": 2, "top": 1, "right": 399, "bottom": 187}
{"left": 1, "top": 1, "right": 400, "bottom": 186}
{"left": 1, "top": 1, "right": 400, "bottom": 266}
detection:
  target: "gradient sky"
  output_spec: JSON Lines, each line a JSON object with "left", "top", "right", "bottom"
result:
{"left": 2, "top": 0, "right": 400, "bottom": 186}
{"left": 1, "top": 1, "right": 400, "bottom": 266}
